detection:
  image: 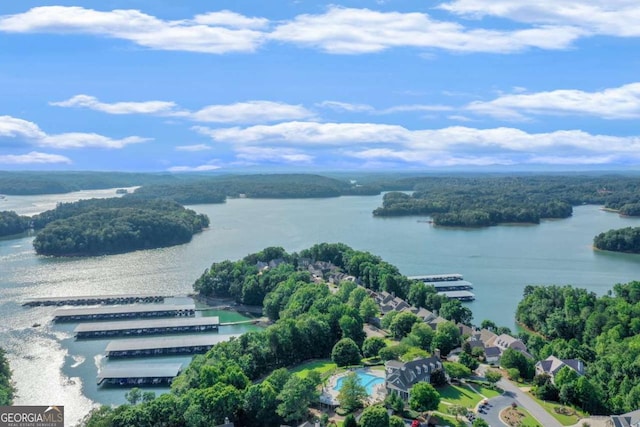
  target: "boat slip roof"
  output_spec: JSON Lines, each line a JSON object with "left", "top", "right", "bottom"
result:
{"left": 54, "top": 303, "right": 195, "bottom": 317}
{"left": 105, "top": 335, "right": 220, "bottom": 352}
{"left": 97, "top": 363, "right": 182, "bottom": 380}
{"left": 74, "top": 316, "right": 220, "bottom": 333}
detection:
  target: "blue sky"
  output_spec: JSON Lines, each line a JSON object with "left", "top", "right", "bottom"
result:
{"left": 0, "top": 1, "right": 639, "bottom": 172}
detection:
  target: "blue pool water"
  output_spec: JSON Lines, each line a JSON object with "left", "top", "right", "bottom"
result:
{"left": 334, "top": 371, "right": 384, "bottom": 395}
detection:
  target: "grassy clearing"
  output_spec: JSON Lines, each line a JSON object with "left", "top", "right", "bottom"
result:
{"left": 290, "top": 359, "right": 338, "bottom": 379}
{"left": 438, "top": 384, "right": 484, "bottom": 408}
{"left": 470, "top": 383, "right": 502, "bottom": 399}
{"left": 527, "top": 394, "right": 585, "bottom": 426}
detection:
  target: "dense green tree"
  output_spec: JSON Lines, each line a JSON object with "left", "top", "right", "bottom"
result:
{"left": 331, "top": 338, "right": 362, "bottom": 367}
{"left": 406, "top": 322, "right": 435, "bottom": 351}
{"left": 473, "top": 419, "right": 490, "bottom": 427}
{"left": 358, "top": 405, "right": 389, "bottom": 427}
{"left": 343, "top": 413, "right": 358, "bottom": 427}
{"left": 409, "top": 382, "right": 440, "bottom": 413}
{"left": 594, "top": 227, "right": 640, "bottom": 254}
{"left": 389, "top": 311, "right": 420, "bottom": 339}
{"left": 276, "top": 375, "right": 320, "bottom": 424}
{"left": 359, "top": 297, "right": 380, "bottom": 322}
{"left": 444, "top": 362, "right": 471, "bottom": 379}
{"left": 0, "top": 348, "right": 13, "bottom": 406}
{"left": 439, "top": 299, "right": 473, "bottom": 325}
{"left": 500, "top": 348, "right": 535, "bottom": 380}
{"left": 389, "top": 415, "right": 405, "bottom": 427}
{"left": 337, "top": 372, "right": 368, "bottom": 412}
{"left": 485, "top": 370, "right": 502, "bottom": 385}
{"left": 384, "top": 390, "right": 405, "bottom": 414}
{"left": 362, "top": 337, "right": 387, "bottom": 358}
{"left": 458, "top": 351, "right": 479, "bottom": 371}
{"left": 431, "top": 321, "right": 461, "bottom": 356}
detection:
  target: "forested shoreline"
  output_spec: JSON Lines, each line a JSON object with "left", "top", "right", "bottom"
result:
{"left": 594, "top": 227, "right": 640, "bottom": 254}
{"left": 32, "top": 198, "right": 209, "bottom": 256}
{"left": 373, "top": 175, "right": 640, "bottom": 227}
{"left": 0, "top": 348, "right": 14, "bottom": 406}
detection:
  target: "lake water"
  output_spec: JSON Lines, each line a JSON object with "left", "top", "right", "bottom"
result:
{"left": 1, "top": 189, "right": 639, "bottom": 425}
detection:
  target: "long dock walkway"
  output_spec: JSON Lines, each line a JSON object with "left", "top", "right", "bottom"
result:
{"left": 23, "top": 293, "right": 171, "bottom": 307}
{"left": 75, "top": 316, "right": 220, "bottom": 338}
{"left": 53, "top": 304, "right": 195, "bottom": 322}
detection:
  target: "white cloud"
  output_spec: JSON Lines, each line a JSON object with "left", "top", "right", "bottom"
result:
{"left": 467, "top": 83, "right": 640, "bottom": 120}
{"left": 0, "top": 151, "right": 72, "bottom": 165}
{"left": 235, "top": 146, "right": 314, "bottom": 163}
{"left": 194, "top": 120, "right": 640, "bottom": 166}
{"left": 194, "top": 121, "right": 411, "bottom": 145}
{"left": 0, "top": 115, "right": 46, "bottom": 139}
{"left": 168, "top": 164, "right": 221, "bottom": 172}
{"left": 0, "top": 115, "right": 149, "bottom": 149}
{"left": 39, "top": 133, "right": 148, "bottom": 149}
{"left": 193, "top": 11, "right": 268, "bottom": 29}
{"left": 190, "top": 101, "right": 314, "bottom": 123}
{"left": 270, "top": 6, "right": 583, "bottom": 54}
{"left": 316, "top": 101, "right": 374, "bottom": 112}
{"left": 439, "top": 0, "right": 640, "bottom": 37}
{"left": 51, "top": 95, "right": 179, "bottom": 115}
{"left": 175, "top": 144, "right": 212, "bottom": 152}
{"left": 0, "top": 6, "right": 266, "bottom": 53}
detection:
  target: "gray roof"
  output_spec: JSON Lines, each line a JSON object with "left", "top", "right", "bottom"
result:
{"left": 407, "top": 274, "right": 463, "bottom": 282}
{"left": 612, "top": 409, "right": 640, "bottom": 427}
{"left": 484, "top": 346, "right": 501, "bottom": 358}
{"left": 97, "top": 363, "right": 182, "bottom": 380}
{"left": 105, "top": 335, "right": 221, "bottom": 352}
{"left": 429, "top": 280, "right": 474, "bottom": 289}
{"left": 54, "top": 303, "right": 195, "bottom": 317}
{"left": 385, "top": 357, "right": 442, "bottom": 393}
{"left": 437, "top": 290, "right": 475, "bottom": 298}
{"left": 75, "top": 316, "right": 220, "bottom": 332}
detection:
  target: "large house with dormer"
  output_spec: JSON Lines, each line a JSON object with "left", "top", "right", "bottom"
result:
{"left": 385, "top": 356, "right": 444, "bottom": 401}
{"left": 535, "top": 355, "right": 585, "bottom": 383}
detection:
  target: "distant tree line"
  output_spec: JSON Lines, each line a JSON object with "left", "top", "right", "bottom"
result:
{"left": 516, "top": 282, "right": 640, "bottom": 414}
{"left": 373, "top": 175, "right": 640, "bottom": 227}
{"left": 32, "top": 198, "right": 209, "bottom": 256}
{"left": 0, "top": 171, "right": 176, "bottom": 195}
{"left": 594, "top": 227, "right": 640, "bottom": 254}
{"left": 0, "top": 348, "right": 14, "bottom": 405}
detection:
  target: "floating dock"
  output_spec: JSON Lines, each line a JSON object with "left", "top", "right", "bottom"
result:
{"left": 23, "top": 293, "right": 171, "bottom": 307}
{"left": 53, "top": 304, "right": 195, "bottom": 322}
{"left": 97, "top": 363, "right": 182, "bottom": 386}
{"left": 74, "top": 316, "right": 220, "bottom": 338}
{"left": 409, "top": 274, "right": 475, "bottom": 301}
{"left": 105, "top": 335, "right": 219, "bottom": 358}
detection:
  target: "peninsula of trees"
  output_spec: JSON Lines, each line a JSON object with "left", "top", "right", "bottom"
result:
{"left": 373, "top": 175, "right": 640, "bottom": 227}
{"left": 593, "top": 227, "right": 640, "bottom": 254}
{"left": 0, "top": 211, "right": 30, "bottom": 237}
{"left": 0, "top": 348, "right": 14, "bottom": 406}
{"left": 32, "top": 198, "right": 209, "bottom": 256}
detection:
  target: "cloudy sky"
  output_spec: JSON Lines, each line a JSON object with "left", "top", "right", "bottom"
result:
{"left": 1, "top": 1, "right": 639, "bottom": 172}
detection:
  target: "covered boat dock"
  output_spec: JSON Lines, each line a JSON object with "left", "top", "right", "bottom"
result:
{"left": 97, "top": 363, "right": 182, "bottom": 386}
{"left": 105, "top": 335, "right": 219, "bottom": 358}
{"left": 53, "top": 304, "right": 195, "bottom": 322}
{"left": 23, "top": 293, "right": 171, "bottom": 307}
{"left": 437, "top": 290, "right": 476, "bottom": 301}
{"left": 74, "top": 316, "right": 220, "bottom": 338}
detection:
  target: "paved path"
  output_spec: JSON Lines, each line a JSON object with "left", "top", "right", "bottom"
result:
{"left": 497, "top": 378, "right": 563, "bottom": 427}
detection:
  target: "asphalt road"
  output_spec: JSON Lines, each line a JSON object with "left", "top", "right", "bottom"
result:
{"left": 492, "top": 378, "right": 562, "bottom": 427}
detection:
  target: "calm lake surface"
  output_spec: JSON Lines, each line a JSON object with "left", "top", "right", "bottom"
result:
{"left": 1, "top": 189, "right": 639, "bottom": 425}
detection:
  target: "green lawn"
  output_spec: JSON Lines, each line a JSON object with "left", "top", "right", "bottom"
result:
{"left": 470, "top": 383, "right": 502, "bottom": 399}
{"left": 527, "top": 393, "right": 586, "bottom": 426}
{"left": 438, "top": 384, "right": 484, "bottom": 409}
{"left": 290, "top": 359, "right": 337, "bottom": 379}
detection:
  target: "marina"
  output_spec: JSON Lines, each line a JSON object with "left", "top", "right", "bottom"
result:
{"left": 97, "top": 363, "right": 183, "bottom": 386}
{"left": 409, "top": 274, "right": 476, "bottom": 301}
{"left": 74, "top": 317, "right": 220, "bottom": 338}
{"left": 23, "top": 293, "right": 171, "bottom": 307}
{"left": 53, "top": 304, "right": 196, "bottom": 322}
{"left": 105, "top": 335, "right": 219, "bottom": 358}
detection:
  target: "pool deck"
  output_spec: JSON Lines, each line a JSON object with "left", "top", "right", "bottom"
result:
{"left": 319, "top": 367, "right": 386, "bottom": 407}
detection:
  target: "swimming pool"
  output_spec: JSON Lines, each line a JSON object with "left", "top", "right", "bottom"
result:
{"left": 333, "top": 371, "right": 384, "bottom": 395}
